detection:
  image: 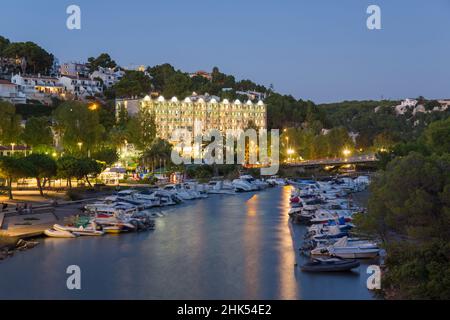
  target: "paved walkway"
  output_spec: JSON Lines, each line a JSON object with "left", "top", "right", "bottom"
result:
{"left": 0, "top": 212, "right": 58, "bottom": 237}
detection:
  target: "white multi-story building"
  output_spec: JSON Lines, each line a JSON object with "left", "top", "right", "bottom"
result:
{"left": 11, "top": 74, "right": 64, "bottom": 102}
{"left": 0, "top": 79, "right": 26, "bottom": 104}
{"left": 59, "top": 75, "right": 103, "bottom": 98}
{"left": 60, "top": 62, "right": 90, "bottom": 78}
{"left": 90, "top": 66, "right": 125, "bottom": 88}
{"left": 116, "top": 93, "right": 267, "bottom": 142}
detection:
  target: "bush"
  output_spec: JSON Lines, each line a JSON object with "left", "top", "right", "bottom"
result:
{"left": 65, "top": 189, "right": 84, "bottom": 201}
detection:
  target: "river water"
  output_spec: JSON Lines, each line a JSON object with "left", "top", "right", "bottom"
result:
{"left": 0, "top": 186, "right": 375, "bottom": 299}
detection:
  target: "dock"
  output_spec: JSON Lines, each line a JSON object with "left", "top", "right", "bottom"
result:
{"left": 0, "top": 198, "right": 99, "bottom": 238}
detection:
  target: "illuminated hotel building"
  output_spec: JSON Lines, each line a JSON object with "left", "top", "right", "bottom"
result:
{"left": 115, "top": 94, "right": 267, "bottom": 141}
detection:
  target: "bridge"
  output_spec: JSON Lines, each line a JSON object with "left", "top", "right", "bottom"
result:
{"left": 284, "top": 154, "right": 378, "bottom": 168}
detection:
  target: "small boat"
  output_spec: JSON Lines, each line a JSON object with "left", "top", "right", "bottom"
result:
{"left": 102, "top": 226, "right": 125, "bottom": 234}
{"left": 44, "top": 229, "right": 77, "bottom": 238}
{"left": 311, "top": 237, "right": 380, "bottom": 259}
{"left": 53, "top": 224, "right": 104, "bottom": 236}
{"left": 301, "top": 257, "right": 360, "bottom": 272}
{"left": 329, "top": 247, "right": 380, "bottom": 259}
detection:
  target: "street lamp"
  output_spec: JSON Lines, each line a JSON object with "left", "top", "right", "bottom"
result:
{"left": 11, "top": 143, "right": 15, "bottom": 153}
{"left": 342, "top": 148, "right": 351, "bottom": 158}
{"left": 77, "top": 142, "right": 83, "bottom": 151}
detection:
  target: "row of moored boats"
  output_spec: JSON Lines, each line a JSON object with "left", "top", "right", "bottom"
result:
{"left": 45, "top": 175, "right": 286, "bottom": 238}
{"left": 288, "top": 176, "right": 382, "bottom": 272}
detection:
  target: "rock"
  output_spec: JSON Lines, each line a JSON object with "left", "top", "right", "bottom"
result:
{"left": 26, "top": 241, "right": 39, "bottom": 249}
{"left": 16, "top": 239, "right": 26, "bottom": 248}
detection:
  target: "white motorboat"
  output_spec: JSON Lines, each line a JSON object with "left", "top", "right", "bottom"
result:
{"left": 44, "top": 229, "right": 77, "bottom": 238}
{"left": 239, "top": 175, "right": 268, "bottom": 190}
{"left": 232, "top": 178, "right": 255, "bottom": 192}
{"left": 207, "top": 181, "right": 236, "bottom": 195}
{"left": 163, "top": 184, "right": 195, "bottom": 200}
{"left": 311, "top": 237, "right": 380, "bottom": 259}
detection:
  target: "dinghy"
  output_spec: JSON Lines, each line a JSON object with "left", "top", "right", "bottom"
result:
{"left": 53, "top": 224, "right": 104, "bottom": 236}
{"left": 102, "top": 226, "right": 125, "bottom": 234}
{"left": 301, "top": 257, "right": 360, "bottom": 272}
{"left": 44, "top": 229, "right": 77, "bottom": 238}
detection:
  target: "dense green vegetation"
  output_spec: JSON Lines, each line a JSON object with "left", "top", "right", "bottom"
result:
{"left": 355, "top": 117, "right": 450, "bottom": 299}
{"left": 0, "top": 36, "right": 54, "bottom": 74}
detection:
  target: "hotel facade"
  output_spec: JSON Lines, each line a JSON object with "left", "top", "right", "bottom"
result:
{"left": 115, "top": 94, "right": 267, "bottom": 142}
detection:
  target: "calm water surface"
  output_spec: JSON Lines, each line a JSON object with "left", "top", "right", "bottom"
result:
{"left": 0, "top": 187, "right": 374, "bottom": 299}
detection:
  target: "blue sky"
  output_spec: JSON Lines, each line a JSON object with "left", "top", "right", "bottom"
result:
{"left": 1, "top": 0, "right": 449, "bottom": 103}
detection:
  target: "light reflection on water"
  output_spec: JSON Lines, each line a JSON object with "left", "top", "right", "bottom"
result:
{"left": 0, "top": 187, "right": 373, "bottom": 300}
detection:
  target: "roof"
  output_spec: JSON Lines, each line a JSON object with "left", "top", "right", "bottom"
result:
{"left": 0, "top": 79, "right": 15, "bottom": 85}
{"left": 60, "top": 75, "right": 94, "bottom": 81}
{"left": 0, "top": 145, "right": 31, "bottom": 151}
{"left": 18, "top": 75, "right": 60, "bottom": 81}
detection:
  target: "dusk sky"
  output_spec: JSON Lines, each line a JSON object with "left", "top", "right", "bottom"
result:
{"left": 1, "top": 0, "right": 449, "bottom": 103}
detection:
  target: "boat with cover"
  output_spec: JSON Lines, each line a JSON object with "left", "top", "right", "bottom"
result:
{"left": 301, "top": 257, "right": 360, "bottom": 272}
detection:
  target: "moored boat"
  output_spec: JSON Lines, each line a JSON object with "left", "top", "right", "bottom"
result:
{"left": 301, "top": 257, "right": 360, "bottom": 272}
{"left": 44, "top": 229, "right": 77, "bottom": 238}
{"left": 53, "top": 224, "right": 104, "bottom": 236}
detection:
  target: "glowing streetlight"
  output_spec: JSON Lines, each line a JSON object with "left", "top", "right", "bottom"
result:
{"left": 342, "top": 148, "right": 351, "bottom": 158}
{"left": 88, "top": 103, "right": 99, "bottom": 111}
{"left": 77, "top": 142, "right": 83, "bottom": 150}
{"left": 11, "top": 143, "right": 15, "bottom": 153}
{"left": 287, "top": 148, "right": 295, "bottom": 155}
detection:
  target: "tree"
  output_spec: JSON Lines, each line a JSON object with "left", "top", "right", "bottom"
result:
{"left": 75, "top": 158, "right": 103, "bottom": 187}
{"left": 53, "top": 101, "right": 105, "bottom": 155}
{"left": 87, "top": 53, "right": 116, "bottom": 72}
{"left": 126, "top": 109, "right": 156, "bottom": 151}
{"left": 0, "top": 35, "right": 10, "bottom": 55}
{"left": 21, "top": 117, "right": 53, "bottom": 152}
{"left": 56, "top": 156, "right": 78, "bottom": 188}
{"left": 148, "top": 63, "right": 177, "bottom": 91}
{"left": 91, "top": 148, "right": 119, "bottom": 166}
{"left": 2, "top": 41, "right": 53, "bottom": 74}
{"left": 423, "top": 117, "right": 450, "bottom": 155}
{"left": 325, "top": 127, "right": 353, "bottom": 157}
{"left": 24, "top": 154, "right": 57, "bottom": 196}
{"left": 56, "top": 156, "right": 102, "bottom": 188}
{"left": 162, "top": 72, "right": 192, "bottom": 98}
{"left": 142, "top": 138, "right": 173, "bottom": 170}
{"left": 0, "top": 156, "right": 32, "bottom": 199}
{"left": 355, "top": 152, "right": 450, "bottom": 299}
{"left": 113, "top": 70, "right": 152, "bottom": 98}
{"left": 373, "top": 131, "right": 396, "bottom": 151}
{"left": 0, "top": 101, "right": 22, "bottom": 145}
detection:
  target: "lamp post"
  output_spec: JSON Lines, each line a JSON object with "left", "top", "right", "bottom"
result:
{"left": 11, "top": 143, "right": 15, "bottom": 155}
{"left": 342, "top": 148, "right": 351, "bottom": 159}
{"left": 77, "top": 142, "right": 83, "bottom": 153}
{"left": 287, "top": 148, "right": 295, "bottom": 163}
